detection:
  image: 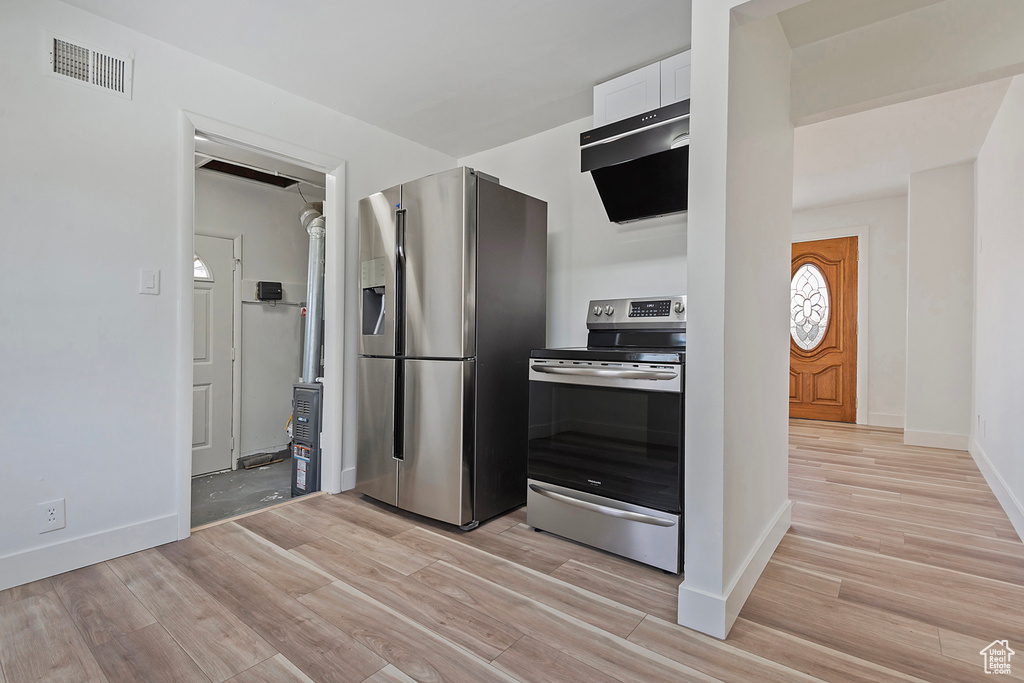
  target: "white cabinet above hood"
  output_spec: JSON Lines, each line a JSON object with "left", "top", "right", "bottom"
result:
{"left": 593, "top": 50, "right": 690, "bottom": 128}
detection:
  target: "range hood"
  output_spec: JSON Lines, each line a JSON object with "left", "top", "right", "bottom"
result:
{"left": 581, "top": 99, "right": 689, "bottom": 223}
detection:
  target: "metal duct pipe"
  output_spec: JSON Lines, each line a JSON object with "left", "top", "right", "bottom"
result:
{"left": 300, "top": 203, "right": 326, "bottom": 383}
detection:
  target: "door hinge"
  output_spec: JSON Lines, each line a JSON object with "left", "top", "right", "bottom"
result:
{"left": 231, "top": 437, "right": 235, "bottom": 450}
{"left": 231, "top": 347, "right": 236, "bottom": 360}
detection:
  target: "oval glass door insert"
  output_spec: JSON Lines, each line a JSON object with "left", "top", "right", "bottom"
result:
{"left": 791, "top": 263, "right": 830, "bottom": 350}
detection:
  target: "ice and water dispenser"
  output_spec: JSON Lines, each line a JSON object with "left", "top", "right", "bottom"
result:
{"left": 361, "top": 257, "right": 386, "bottom": 336}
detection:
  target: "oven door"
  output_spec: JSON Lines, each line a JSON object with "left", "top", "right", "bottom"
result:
{"left": 528, "top": 359, "right": 683, "bottom": 513}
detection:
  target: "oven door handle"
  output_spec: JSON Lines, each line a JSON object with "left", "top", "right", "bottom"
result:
{"left": 531, "top": 365, "right": 677, "bottom": 381}
{"left": 528, "top": 484, "right": 677, "bottom": 527}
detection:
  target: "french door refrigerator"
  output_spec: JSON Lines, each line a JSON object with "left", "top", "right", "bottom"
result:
{"left": 356, "top": 167, "right": 547, "bottom": 528}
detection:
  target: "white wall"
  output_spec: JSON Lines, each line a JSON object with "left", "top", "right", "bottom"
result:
{"left": 459, "top": 118, "right": 687, "bottom": 348}
{"left": 0, "top": 0, "right": 454, "bottom": 590}
{"left": 239, "top": 305, "right": 301, "bottom": 456}
{"left": 681, "top": 3, "right": 794, "bottom": 639}
{"left": 195, "top": 169, "right": 309, "bottom": 457}
{"left": 905, "top": 162, "right": 975, "bottom": 449}
{"left": 790, "top": 0, "right": 1024, "bottom": 125}
{"left": 974, "top": 74, "right": 1024, "bottom": 539}
{"left": 196, "top": 170, "right": 311, "bottom": 286}
{"left": 721, "top": 9, "right": 794, "bottom": 632}
{"left": 792, "top": 196, "right": 908, "bottom": 427}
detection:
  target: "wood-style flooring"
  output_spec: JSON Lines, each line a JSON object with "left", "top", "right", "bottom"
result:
{"left": 1, "top": 420, "right": 1021, "bottom": 682}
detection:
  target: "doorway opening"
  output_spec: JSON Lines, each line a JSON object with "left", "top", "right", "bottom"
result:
{"left": 190, "top": 132, "right": 327, "bottom": 528}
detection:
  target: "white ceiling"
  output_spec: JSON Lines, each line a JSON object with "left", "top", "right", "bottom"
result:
{"left": 59, "top": 0, "right": 691, "bottom": 158}
{"left": 793, "top": 78, "right": 1010, "bottom": 211}
{"left": 61, "top": 0, "right": 1009, "bottom": 212}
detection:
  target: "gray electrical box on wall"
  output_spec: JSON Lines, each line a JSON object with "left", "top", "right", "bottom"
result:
{"left": 291, "top": 383, "right": 322, "bottom": 496}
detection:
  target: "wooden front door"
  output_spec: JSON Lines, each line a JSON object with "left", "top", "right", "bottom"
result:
{"left": 790, "top": 236, "right": 857, "bottom": 422}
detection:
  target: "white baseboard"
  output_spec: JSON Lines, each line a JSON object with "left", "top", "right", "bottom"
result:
{"left": 341, "top": 466, "right": 357, "bottom": 491}
{"left": 0, "top": 514, "right": 178, "bottom": 592}
{"left": 904, "top": 429, "right": 968, "bottom": 450}
{"left": 677, "top": 499, "right": 792, "bottom": 639}
{"left": 868, "top": 412, "right": 904, "bottom": 428}
{"left": 970, "top": 439, "right": 1024, "bottom": 542}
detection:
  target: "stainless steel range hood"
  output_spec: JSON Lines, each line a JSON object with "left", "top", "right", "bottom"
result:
{"left": 581, "top": 100, "right": 689, "bottom": 223}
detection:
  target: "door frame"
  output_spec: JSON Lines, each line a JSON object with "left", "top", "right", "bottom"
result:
{"left": 230, "top": 235, "right": 242, "bottom": 468}
{"left": 176, "top": 111, "right": 347, "bottom": 540}
{"left": 792, "top": 226, "right": 868, "bottom": 425}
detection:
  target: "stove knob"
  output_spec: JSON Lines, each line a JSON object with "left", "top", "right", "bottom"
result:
{"left": 593, "top": 305, "right": 603, "bottom": 316}
{"left": 604, "top": 304, "right": 614, "bottom": 316}
{"left": 674, "top": 301, "right": 685, "bottom": 314}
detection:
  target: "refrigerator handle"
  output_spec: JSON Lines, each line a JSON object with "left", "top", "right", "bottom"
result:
{"left": 393, "top": 359, "right": 404, "bottom": 461}
{"left": 395, "top": 208, "right": 407, "bottom": 357}
{"left": 396, "top": 208, "right": 407, "bottom": 263}
{"left": 393, "top": 208, "right": 407, "bottom": 462}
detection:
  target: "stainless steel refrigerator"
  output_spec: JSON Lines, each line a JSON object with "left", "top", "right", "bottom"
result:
{"left": 356, "top": 167, "right": 547, "bottom": 528}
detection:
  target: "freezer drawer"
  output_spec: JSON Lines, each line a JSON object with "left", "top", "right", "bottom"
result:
{"left": 526, "top": 479, "right": 681, "bottom": 573}
{"left": 399, "top": 359, "right": 474, "bottom": 526}
{"left": 355, "top": 356, "right": 398, "bottom": 505}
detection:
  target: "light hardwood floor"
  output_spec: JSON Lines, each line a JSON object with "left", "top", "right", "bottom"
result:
{"left": 1, "top": 420, "right": 1021, "bottom": 682}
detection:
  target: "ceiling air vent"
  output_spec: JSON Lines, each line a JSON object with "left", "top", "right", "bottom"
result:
{"left": 48, "top": 34, "right": 133, "bottom": 99}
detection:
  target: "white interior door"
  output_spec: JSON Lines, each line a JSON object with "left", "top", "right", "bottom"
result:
{"left": 193, "top": 234, "right": 235, "bottom": 475}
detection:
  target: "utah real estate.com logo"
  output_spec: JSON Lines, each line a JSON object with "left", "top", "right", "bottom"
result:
{"left": 980, "top": 640, "right": 1014, "bottom": 675}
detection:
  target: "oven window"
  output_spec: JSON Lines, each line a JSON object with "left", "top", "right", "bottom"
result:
{"left": 528, "top": 381, "right": 682, "bottom": 512}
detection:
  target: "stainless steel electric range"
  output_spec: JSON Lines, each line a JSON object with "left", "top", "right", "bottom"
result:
{"left": 527, "top": 295, "right": 685, "bottom": 573}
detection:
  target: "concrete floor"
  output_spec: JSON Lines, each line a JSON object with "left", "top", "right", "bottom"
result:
{"left": 191, "top": 451, "right": 292, "bottom": 527}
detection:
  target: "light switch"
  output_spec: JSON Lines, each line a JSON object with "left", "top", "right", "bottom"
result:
{"left": 139, "top": 268, "right": 160, "bottom": 295}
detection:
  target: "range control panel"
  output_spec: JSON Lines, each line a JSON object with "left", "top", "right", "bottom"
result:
{"left": 630, "top": 299, "right": 672, "bottom": 317}
{"left": 587, "top": 295, "right": 686, "bottom": 330}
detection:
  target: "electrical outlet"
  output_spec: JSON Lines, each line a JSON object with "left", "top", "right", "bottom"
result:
{"left": 37, "top": 499, "right": 65, "bottom": 534}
